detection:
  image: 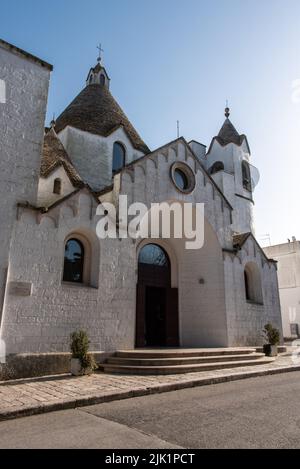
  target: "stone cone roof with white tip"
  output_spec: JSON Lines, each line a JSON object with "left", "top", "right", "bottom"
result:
{"left": 55, "top": 83, "right": 149, "bottom": 154}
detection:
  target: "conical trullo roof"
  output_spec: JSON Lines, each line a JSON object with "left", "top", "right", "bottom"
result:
{"left": 207, "top": 107, "right": 251, "bottom": 154}
{"left": 217, "top": 118, "right": 243, "bottom": 146}
{"left": 41, "top": 127, "right": 83, "bottom": 187}
{"left": 55, "top": 83, "right": 149, "bottom": 154}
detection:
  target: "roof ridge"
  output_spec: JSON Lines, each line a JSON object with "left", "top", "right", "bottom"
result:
{"left": 120, "top": 136, "right": 233, "bottom": 212}
{"left": 233, "top": 232, "right": 275, "bottom": 263}
{"left": 0, "top": 38, "right": 53, "bottom": 70}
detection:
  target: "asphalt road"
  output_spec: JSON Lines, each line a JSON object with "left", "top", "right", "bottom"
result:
{"left": 0, "top": 372, "right": 300, "bottom": 448}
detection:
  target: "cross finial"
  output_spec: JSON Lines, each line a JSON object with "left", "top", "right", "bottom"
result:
{"left": 225, "top": 100, "right": 230, "bottom": 118}
{"left": 97, "top": 43, "right": 104, "bottom": 63}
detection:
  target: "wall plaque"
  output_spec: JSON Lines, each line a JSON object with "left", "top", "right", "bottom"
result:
{"left": 9, "top": 281, "right": 32, "bottom": 297}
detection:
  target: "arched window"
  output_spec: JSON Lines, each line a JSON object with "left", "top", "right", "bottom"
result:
{"left": 209, "top": 161, "right": 224, "bottom": 175}
{"left": 138, "top": 244, "right": 170, "bottom": 267}
{"left": 244, "top": 270, "right": 250, "bottom": 301}
{"left": 112, "top": 142, "right": 126, "bottom": 174}
{"left": 53, "top": 178, "right": 62, "bottom": 195}
{"left": 138, "top": 243, "right": 171, "bottom": 290}
{"left": 89, "top": 74, "right": 93, "bottom": 84}
{"left": 242, "top": 161, "right": 252, "bottom": 191}
{"left": 63, "top": 238, "right": 84, "bottom": 283}
{"left": 244, "top": 262, "right": 263, "bottom": 304}
{"left": 100, "top": 74, "right": 105, "bottom": 86}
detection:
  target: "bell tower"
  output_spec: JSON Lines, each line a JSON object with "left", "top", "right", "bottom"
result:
{"left": 205, "top": 107, "right": 257, "bottom": 235}
{"left": 86, "top": 44, "right": 110, "bottom": 89}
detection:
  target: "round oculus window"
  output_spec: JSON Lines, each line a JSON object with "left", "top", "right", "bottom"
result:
{"left": 174, "top": 168, "right": 189, "bottom": 191}
{"left": 171, "top": 163, "right": 195, "bottom": 194}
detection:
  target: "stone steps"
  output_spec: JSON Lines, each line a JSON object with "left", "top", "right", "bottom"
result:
{"left": 100, "top": 357, "right": 274, "bottom": 375}
{"left": 256, "top": 346, "right": 287, "bottom": 354}
{"left": 114, "top": 348, "right": 256, "bottom": 359}
{"left": 100, "top": 348, "right": 273, "bottom": 375}
{"left": 107, "top": 353, "right": 266, "bottom": 367}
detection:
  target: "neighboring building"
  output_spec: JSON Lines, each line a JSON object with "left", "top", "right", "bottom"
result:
{"left": 264, "top": 239, "right": 300, "bottom": 338}
{"left": 0, "top": 41, "right": 282, "bottom": 355}
{"left": 0, "top": 39, "right": 52, "bottom": 325}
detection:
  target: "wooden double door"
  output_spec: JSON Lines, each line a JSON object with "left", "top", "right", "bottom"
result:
{"left": 136, "top": 260, "right": 179, "bottom": 348}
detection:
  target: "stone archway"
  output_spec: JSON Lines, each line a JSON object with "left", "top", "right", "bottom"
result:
{"left": 136, "top": 243, "right": 179, "bottom": 348}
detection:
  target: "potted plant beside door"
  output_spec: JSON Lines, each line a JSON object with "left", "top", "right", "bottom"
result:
{"left": 262, "top": 323, "right": 280, "bottom": 357}
{"left": 70, "top": 330, "right": 97, "bottom": 376}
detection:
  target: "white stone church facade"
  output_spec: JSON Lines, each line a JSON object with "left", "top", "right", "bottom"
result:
{"left": 0, "top": 39, "right": 282, "bottom": 356}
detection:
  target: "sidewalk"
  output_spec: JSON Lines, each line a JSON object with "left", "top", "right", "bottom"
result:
{"left": 0, "top": 352, "right": 299, "bottom": 422}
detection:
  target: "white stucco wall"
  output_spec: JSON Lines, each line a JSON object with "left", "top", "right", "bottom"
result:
{"left": 37, "top": 166, "right": 75, "bottom": 207}
{"left": 1, "top": 140, "right": 232, "bottom": 353}
{"left": 58, "top": 126, "right": 144, "bottom": 191}
{"left": 206, "top": 140, "right": 254, "bottom": 234}
{"left": 0, "top": 43, "right": 51, "bottom": 324}
{"left": 225, "top": 237, "right": 282, "bottom": 345}
{"left": 1, "top": 138, "right": 281, "bottom": 353}
{"left": 176, "top": 222, "right": 228, "bottom": 347}
{"left": 188, "top": 141, "right": 206, "bottom": 162}
{"left": 119, "top": 141, "right": 233, "bottom": 347}
{"left": 264, "top": 241, "right": 300, "bottom": 337}
{"left": 206, "top": 141, "right": 236, "bottom": 173}
{"left": 1, "top": 190, "right": 137, "bottom": 354}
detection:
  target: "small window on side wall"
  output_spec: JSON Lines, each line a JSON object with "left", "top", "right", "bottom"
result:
{"left": 244, "top": 270, "right": 251, "bottom": 301}
{"left": 53, "top": 178, "right": 62, "bottom": 195}
{"left": 244, "top": 262, "right": 263, "bottom": 304}
{"left": 63, "top": 238, "right": 84, "bottom": 284}
{"left": 242, "top": 161, "right": 252, "bottom": 191}
{"left": 112, "top": 142, "right": 126, "bottom": 174}
{"left": 100, "top": 74, "right": 105, "bottom": 86}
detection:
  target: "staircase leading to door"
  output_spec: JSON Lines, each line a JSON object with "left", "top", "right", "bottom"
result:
{"left": 99, "top": 348, "right": 274, "bottom": 375}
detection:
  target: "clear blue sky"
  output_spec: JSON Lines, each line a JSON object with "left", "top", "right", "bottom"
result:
{"left": 1, "top": 0, "right": 300, "bottom": 245}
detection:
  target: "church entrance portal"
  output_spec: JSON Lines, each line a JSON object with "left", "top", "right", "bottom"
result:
{"left": 136, "top": 244, "right": 179, "bottom": 347}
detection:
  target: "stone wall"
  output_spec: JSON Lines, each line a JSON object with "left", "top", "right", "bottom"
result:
{"left": 1, "top": 139, "right": 233, "bottom": 353}
{"left": 1, "top": 189, "right": 137, "bottom": 354}
{"left": 0, "top": 351, "right": 111, "bottom": 380}
{"left": 58, "top": 126, "right": 144, "bottom": 191}
{"left": 0, "top": 41, "right": 51, "bottom": 326}
{"left": 225, "top": 236, "right": 282, "bottom": 346}
{"left": 264, "top": 240, "right": 300, "bottom": 337}
{"left": 37, "top": 165, "right": 75, "bottom": 207}
{"left": 0, "top": 137, "right": 282, "bottom": 354}
{"left": 207, "top": 139, "right": 254, "bottom": 234}
{"left": 115, "top": 140, "right": 232, "bottom": 347}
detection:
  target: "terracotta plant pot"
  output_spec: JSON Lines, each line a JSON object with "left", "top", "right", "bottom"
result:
{"left": 263, "top": 344, "right": 278, "bottom": 357}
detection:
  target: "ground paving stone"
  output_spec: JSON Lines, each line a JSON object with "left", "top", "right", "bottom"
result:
{"left": 0, "top": 353, "right": 299, "bottom": 420}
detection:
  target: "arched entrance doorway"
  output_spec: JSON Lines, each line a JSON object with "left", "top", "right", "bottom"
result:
{"left": 136, "top": 244, "right": 179, "bottom": 347}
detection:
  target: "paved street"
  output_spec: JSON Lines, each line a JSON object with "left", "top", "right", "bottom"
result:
{"left": 0, "top": 372, "right": 300, "bottom": 448}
